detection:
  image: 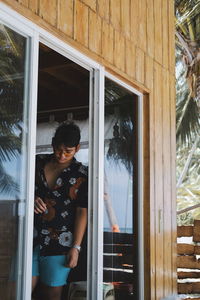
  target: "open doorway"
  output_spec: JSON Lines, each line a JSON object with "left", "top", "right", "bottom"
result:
{"left": 32, "top": 42, "right": 90, "bottom": 299}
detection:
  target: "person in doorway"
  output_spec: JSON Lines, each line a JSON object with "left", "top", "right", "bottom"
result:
{"left": 32, "top": 122, "right": 88, "bottom": 300}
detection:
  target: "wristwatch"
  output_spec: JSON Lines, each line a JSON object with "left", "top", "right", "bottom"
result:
{"left": 72, "top": 244, "right": 81, "bottom": 252}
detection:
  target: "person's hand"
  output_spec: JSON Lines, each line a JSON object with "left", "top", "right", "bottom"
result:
{"left": 34, "top": 197, "right": 47, "bottom": 214}
{"left": 65, "top": 247, "right": 79, "bottom": 268}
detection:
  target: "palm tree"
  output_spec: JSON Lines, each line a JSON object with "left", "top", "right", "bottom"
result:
{"left": 175, "top": 0, "right": 200, "bottom": 223}
{"left": 175, "top": 0, "right": 200, "bottom": 143}
{"left": 0, "top": 24, "right": 25, "bottom": 197}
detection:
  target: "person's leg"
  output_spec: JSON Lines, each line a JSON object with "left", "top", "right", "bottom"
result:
{"left": 32, "top": 246, "right": 40, "bottom": 293}
{"left": 32, "top": 276, "right": 39, "bottom": 292}
{"left": 39, "top": 254, "right": 71, "bottom": 300}
{"left": 40, "top": 284, "right": 63, "bottom": 300}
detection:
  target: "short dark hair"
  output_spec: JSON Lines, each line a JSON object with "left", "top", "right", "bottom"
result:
{"left": 52, "top": 122, "right": 81, "bottom": 148}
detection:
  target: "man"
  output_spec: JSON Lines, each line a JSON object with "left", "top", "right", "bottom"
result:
{"left": 32, "top": 122, "right": 88, "bottom": 300}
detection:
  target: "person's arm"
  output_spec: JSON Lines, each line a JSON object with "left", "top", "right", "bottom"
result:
{"left": 66, "top": 206, "right": 87, "bottom": 268}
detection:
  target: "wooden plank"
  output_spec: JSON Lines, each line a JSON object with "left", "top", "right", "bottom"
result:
{"left": 121, "top": 0, "right": 130, "bottom": 39}
{"left": 103, "top": 255, "right": 133, "bottom": 269}
{"left": 57, "top": 0, "right": 73, "bottom": 37}
{"left": 110, "top": 0, "right": 121, "bottom": 30}
{"left": 39, "top": 0, "right": 57, "bottom": 26}
{"left": 195, "top": 245, "right": 200, "bottom": 254}
{"left": 103, "top": 232, "right": 133, "bottom": 244}
{"left": 74, "top": 0, "right": 89, "bottom": 47}
{"left": 177, "top": 256, "right": 200, "bottom": 269}
{"left": 178, "top": 271, "right": 200, "bottom": 279}
{"left": 162, "top": 0, "right": 169, "bottom": 69}
{"left": 104, "top": 244, "right": 133, "bottom": 255}
{"left": 135, "top": 47, "right": 145, "bottom": 84}
{"left": 138, "top": 0, "right": 147, "bottom": 51}
{"left": 169, "top": 73, "right": 177, "bottom": 294}
{"left": 28, "top": 0, "right": 38, "bottom": 13}
{"left": 163, "top": 70, "right": 172, "bottom": 297}
{"left": 125, "top": 39, "right": 135, "bottom": 79}
{"left": 177, "top": 226, "right": 193, "bottom": 237}
{"left": 149, "top": 65, "right": 156, "bottom": 300}
{"left": 102, "top": 20, "right": 114, "bottom": 64}
{"left": 103, "top": 269, "right": 133, "bottom": 283}
{"left": 0, "top": 256, "right": 11, "bottom": 277}
{"left": 154, "top": 0, "right": 162, "bottom": 64}
{"left": 89, "top": 10, "right": 102, "bottom": 54}
{"left": 145, "top": 55, "right": 154, "bottom": 90}
{"left": 154, "top": 62, "right": 164, "bottom": 300}
{"left": 178, "top": 282, "right": 200, "bottom": 294}
{"left": 130, "top": 0, "right": 139, "bottom": 43}
{"left": 113, "top": 30, "right": 125, "bottom": 72}
{"left": 97, "top": 0, "right": 109, "bottom": 21}
{"left": 19, "top": 0, "right": 29, "bottom": 7}
{"left": 193, "top": 220, "right": 200, "bottom": 242}
{"left": 147, "top": 0, "right": 154, "bottom": 57}
{"left": 0, "top": 279, "right": 15, "bottom": 300}
{"left": 81, "top": 0, "right": 96, "bottom": 11}
{"left": 168, "top": 0, "right": 175, "bottom": 74}
{"left": 177, "top": 243, "right": 194, "bottom": 255}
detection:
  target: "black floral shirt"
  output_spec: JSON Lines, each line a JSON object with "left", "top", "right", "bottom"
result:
{"left": 34, "top": 154, "right": 88, "bottom": 256}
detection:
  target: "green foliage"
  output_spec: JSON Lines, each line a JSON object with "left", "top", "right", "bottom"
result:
{"left": 176, "top": 0, "right": 200, "bottom": 225}
{"left": 0, "top": 24, "right": 25, "bottom": 197}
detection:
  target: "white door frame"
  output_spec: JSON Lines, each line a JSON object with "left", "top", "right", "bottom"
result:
{"left": 0, "top": 3, "right": 144, "bottom": 300}
{"left": 105, "top": 71, "right": 144, "bottom": 300}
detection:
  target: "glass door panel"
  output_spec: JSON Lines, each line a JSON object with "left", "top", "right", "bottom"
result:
{"left": 103, "top": 78, "right": 138, "bottom": 299}
{"left": 0, "top": 24, "right": 30, "bottom": 300}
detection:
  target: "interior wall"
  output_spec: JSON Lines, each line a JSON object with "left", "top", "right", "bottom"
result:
{"left": 1, "top": 1, "right": 176, "bottom": 299}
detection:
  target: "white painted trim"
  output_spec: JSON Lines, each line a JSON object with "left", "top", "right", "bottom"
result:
{"left": 105, "top": 71, "right": 145, "bottom": 300}
{"left": 105, "top": 71, "right": 143, "bottom": 97}
{"left": 138, "top": 95, "right": 145, "bottom": 300}
{"left": 0, "top": 8, "right": 39, "bottom": 300}
{"left": 87, "top": 67, "right": 105, "bottom": 300}
{"left": 23, "top": 32, "right": 39, "bottom": 300}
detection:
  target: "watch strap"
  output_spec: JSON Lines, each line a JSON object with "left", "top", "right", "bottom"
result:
{"left": 72, "top": 244, "right": 81, "bottom": 252}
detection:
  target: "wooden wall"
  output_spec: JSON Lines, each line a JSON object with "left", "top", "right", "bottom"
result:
{"left": 1, "top": 0, "right": 176, "bottom": 299}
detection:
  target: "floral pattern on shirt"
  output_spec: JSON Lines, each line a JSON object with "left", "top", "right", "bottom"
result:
{"left": 34, "top": 154, "right": 88, "bottom": 256}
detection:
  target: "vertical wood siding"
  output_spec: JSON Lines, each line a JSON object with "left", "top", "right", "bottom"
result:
{"left": 1, "top": 0, "right": 176, "bottom": 299}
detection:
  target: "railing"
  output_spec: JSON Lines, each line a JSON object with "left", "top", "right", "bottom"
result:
{"left": 177, "top": 220, "right": 200, "bottom": 300}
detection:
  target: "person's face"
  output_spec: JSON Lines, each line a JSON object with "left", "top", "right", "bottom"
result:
{"left": 53, "top": 144, "right": 80, "bottom": 164}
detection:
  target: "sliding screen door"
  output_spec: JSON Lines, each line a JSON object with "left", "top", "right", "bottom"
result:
{"left": 0, "top": 23, "right": 34, "bottom": 300}
{"left": 103, "top": 77, "right": 139, "bottom": 299}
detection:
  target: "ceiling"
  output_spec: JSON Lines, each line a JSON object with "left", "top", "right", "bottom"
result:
{"left": 37, "top": 43, "right": 89, "bottom": 123}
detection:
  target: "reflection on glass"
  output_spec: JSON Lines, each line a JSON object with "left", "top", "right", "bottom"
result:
{"left": 103, "top": 78, "right": 137, "bottom": 299}
{"left": 0, "top": 24, "right": 28, "bottom": 299}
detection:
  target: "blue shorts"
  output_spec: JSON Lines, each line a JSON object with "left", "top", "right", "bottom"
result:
{"left": 32, "top": 246, "right": 71, "bottom": 287}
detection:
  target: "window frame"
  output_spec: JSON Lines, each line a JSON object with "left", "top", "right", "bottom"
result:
{"left": 0, "top": 3, "right": 144, "bottom": 300}
{"left": 104, "top": 71, "right": 144, "bottom": 300}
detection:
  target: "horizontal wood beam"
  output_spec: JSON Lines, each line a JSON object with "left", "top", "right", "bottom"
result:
{"left": 104, "top": 232, "right": 134, "bottom": 244}
{"left": 178, "top": 282, "right": 200, "bottom": 294}
{"left": 178, "top": 271, "right": 200, "bottom": 279}
{"left": 104, "top": 244, "right": 133, "bottom": 255}
{"left": 177, "top": 226, "right": 193, "bottom": 237}
{"left": 177, "top": 256, "right": 200, "bottom": 269}
{"left": 177, "top": 243, "right": 200, "bottom": 255}
{"left": 103, "top": 269, "right": 133, "bottom": 282}
{"left": 103, "top": 255, "right": 133, "bottom": 269}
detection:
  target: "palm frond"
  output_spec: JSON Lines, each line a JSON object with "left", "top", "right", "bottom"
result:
{"left": 0, "top": 135, "right": 21, "bottom": 162}
{"left": 0, "top": 162, "right": 19, "bottom": 197}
